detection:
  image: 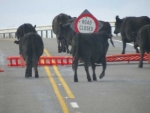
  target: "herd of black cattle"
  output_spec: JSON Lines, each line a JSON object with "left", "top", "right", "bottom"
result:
{"left": 13, "top": 13, "right": 150, "bottom": 82}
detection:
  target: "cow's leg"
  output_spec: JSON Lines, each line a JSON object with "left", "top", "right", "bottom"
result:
{"left": 28, "top": 60, "right": 32, "bottom": 77}
{"left": 134, "top": 41, "right": 139, "bottom": 53}
{"left": 99, "top": 57, "right": 106, "bottom": 79}
{"left": 25, "top": 57, "right": 31, "bottom": 78}
{"left": 138, "top": 48, "right": 144, "bottom": 68}
{"left": 84, "top": 61, "right": 92, "bottom": 82}
{"left": 33, "top": 57, "right": 39, "bottom": 78}
{"left": 91, "top": 61, "right": 97, "bottom": 81}
{"left": 73, "top": 60, "right": 78, "bottom": 82}
{"left": 122, "top": 40, "right": 126, "bottom": 54}
{"left": 57, "top": 39, "right": 62, "bottom": 53}
{"left": 62, "top": 39, "right": 66, "bottom": 52}
{"left": 65, "top": 40, "right": 70, "bottom": 54}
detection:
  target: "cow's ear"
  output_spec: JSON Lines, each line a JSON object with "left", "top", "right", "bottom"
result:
{"left": 116, "top": 15, "right": 120, "bottom": 21}
{"left": 34, "top": 25, "right": 36, "bottom": 28}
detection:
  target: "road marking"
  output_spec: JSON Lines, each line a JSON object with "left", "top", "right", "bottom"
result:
{"left": 44, "top": 65, "right": 69, "bottom": 113}
{"left": 44, "top": 49, "right": 75, "bottom": 98}
{"left": 112, "top": 39, "right": 140, "bottom": 49}
{"left": 70, "top": 102, "right": 79, "bottom": 108}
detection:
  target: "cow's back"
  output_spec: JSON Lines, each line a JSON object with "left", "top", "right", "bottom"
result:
{"left": 72, "top": 32, "right": 109, "bottom": 63}
{"left": 21, "top": 33, "right": 44, "bottom": 59}
{"left": 52, "top": 13, "right": 72, "bottom": 35}
{"left": 121, "top": 16, "right": 150, "bottom": 40}
{"left": 16, "top": 23, "right": 36, "bottom": 40}
{"left": 99, "top": 21, "right": 112, "bottom": 36}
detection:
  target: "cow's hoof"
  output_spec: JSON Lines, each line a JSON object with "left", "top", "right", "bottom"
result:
{"left": 138, "top": 65, "right": 143, "bottom": 68}
{"left": 88, "top": 79, "right": 92, "bottom": 82}
{"left": 74, "top": 79, "right": 78, "bottom": 82}
{"left": 67, "top": 51, "right": 69, "bottom": 54}
{"left": 25, "top": 75, "right": 29, "bottom": 78}
{"left": 99, "top": 74, "right": 105, "bottom": 79}
{"left": 58, "top": 49, "right": 62, "bottom": 53}
{"left": 93, "top": 78, "right": 97, "bottom": 81}
{"left": 35, "top": 75, "right": 39, "bottom": 78}
{"left": 63, "top": 49, "right": 66, "bottom": 52}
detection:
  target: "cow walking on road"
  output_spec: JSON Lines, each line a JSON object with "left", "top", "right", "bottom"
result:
{"left": 133, "top": 25, "right": 150, "bottom": 68}
{"left": 114, "top": 15, "right": 150, "bottom": 54}
{"left": 72, "top": 31, "right": 113, "bottom": 82}
{"left": 52, "top": 13, "right": 72, "bottom": 53}
{"left": 14, "top": 23, "right": 44, "bottom": 78}
{"left": 19, "top": 33, "right": 44, "bottom": 78}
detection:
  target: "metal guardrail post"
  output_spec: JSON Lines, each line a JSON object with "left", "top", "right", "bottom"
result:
{"left": 46, "top": 30, "right": 48, "bottom": 38}
{"left": 3, "top": 33, "right": 5, "bottom": 38}
{"left": 51, "top": 30, "right": 53, "bottom": 38}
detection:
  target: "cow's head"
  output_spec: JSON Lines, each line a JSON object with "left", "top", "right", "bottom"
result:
{"left": 114, "top": 15, "right": 123, "bottom": 34}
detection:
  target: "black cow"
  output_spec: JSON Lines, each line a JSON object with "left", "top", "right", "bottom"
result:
{"left": 52, "top": 13, "right": 72, "bottom": 53}
{"left": 19, "top": 33, "right": 44, "bottom": 78}
{"left": 14, "top": 23, "right": 37, "bottom": 55}
{"left": 133, "top": 25, "right": 150, "bottom": 68}
{"left": 99, "top": 20, "right": 113, "bottom": 37}
{"left": 58, "top": 19, "right": 113, "bottom": 54}
{"left": 15, "top": 23, "right": 36, "bottom": 43}
{"left": 72, "top": 31, "right": 112, "bottom": 82}
{"left": 114, "top": 15, "right": 150, "bottom": 54}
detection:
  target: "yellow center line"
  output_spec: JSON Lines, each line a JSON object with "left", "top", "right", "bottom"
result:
{"left": 5, "top": 39, "right": 70, "bottom": 113}
{"left": 43, "top": 65, "right": 69, "bottom": 113}
{"left": 44, "top": 49, "right": 75, "bottom": 98}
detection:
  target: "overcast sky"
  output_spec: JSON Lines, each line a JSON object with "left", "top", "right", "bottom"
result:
{"left": 0, "top": 0, "right": 150, "bottom": 28}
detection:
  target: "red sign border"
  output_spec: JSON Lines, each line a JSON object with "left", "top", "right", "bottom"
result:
{"left": 74, "top": 14, "right": 99, "bottom": 33}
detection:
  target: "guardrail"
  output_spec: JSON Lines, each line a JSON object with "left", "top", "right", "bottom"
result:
{"left": 0, "top": 22, "right": 115, "bottom": 38}
{"left": 0, "top": 25, "right": 54, "bottom": 38}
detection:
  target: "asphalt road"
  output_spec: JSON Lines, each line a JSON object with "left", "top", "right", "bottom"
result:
{"left": 0, "top": 36, "right": 150, "bottom": 113}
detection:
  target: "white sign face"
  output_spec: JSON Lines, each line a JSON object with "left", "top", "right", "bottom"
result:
{"left": 77, "top": 16, "right": 96, "bottom": 33}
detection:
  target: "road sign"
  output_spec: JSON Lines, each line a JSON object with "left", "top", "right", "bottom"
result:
{"left": 70, "top": 9, "right": 103, "bottom": 33}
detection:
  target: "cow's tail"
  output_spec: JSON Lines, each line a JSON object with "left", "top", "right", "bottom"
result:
{"left": 108, "top": 34, "right": 115, "bottom": 47}
{"left": 31, "top": 34, "right": 37, "bottom": 67}
{"left": 72, "top": 34, "right": 79, "bottom": 71}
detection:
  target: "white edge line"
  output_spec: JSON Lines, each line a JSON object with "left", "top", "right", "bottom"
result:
{"left": 111, "top": 39, "right": 140, "bottom": 49}
{"left": 70, "top": 102, "right": 79, "bottom": 108}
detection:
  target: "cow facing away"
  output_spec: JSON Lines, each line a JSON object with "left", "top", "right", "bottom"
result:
{"left": 114, "top": 15, "right": 150, "bottom": 54}
{"left": 72, "top": 32, "right": 111, "bottom": 82}
{"left": 19, "top": 33, "right": 44, "bottom": 78}
{"left": 52, "top": 13, "right": 72, "bottom": 53}
{"left": 133, "top": 25, "right": 150, "bottom": 68}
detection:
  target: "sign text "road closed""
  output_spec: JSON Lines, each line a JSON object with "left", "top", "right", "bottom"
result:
{"left": 77, "top": 17, "right": 96, "bottom": 33}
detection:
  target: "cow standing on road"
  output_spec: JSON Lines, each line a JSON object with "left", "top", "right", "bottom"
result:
{"left": 133, "top": 25, "right": 150, "bottom": 68}
{"left": 72, "top": 31, "right": 113, "bottom": 82}
{"left": 52, "top": 13, "right": 72, "bottom": 53}
{"left": 114, "top": 15, "right": 150, "bottom": 54}
{"left": 14, "top": 23, "right": 44, "bottom": 78}
{"left": 19, "top": 33, "right": 44, "bottom": 78}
